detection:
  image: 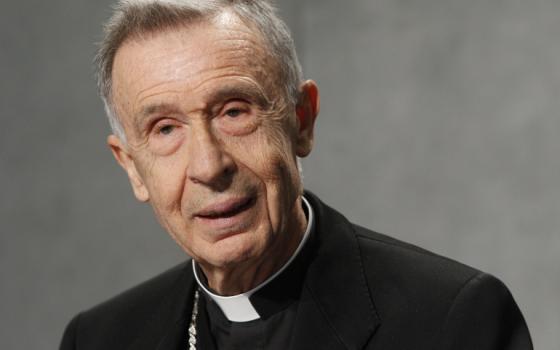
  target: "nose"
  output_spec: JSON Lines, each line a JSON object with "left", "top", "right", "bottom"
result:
{"left": 186, "top": 125, "right": 236, "bottom": 190}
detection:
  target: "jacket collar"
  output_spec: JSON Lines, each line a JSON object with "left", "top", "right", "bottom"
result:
{"left": 290, "top": 191, "right": 381, "bottom": 349}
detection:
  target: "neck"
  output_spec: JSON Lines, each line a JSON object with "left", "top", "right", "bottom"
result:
{"left": 198, "top": 196, "right": 308, "bottom": 296}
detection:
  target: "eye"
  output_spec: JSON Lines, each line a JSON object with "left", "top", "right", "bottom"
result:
{"left": 158, "top": 124, "right": 176, "bottom": 135}
{"left": 148, "top": 120, "right": 184, "bottom": 155}
{"left": 225, "top": 108, "right": 243, "bottom": 118}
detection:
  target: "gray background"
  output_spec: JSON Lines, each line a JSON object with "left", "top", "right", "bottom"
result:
{"left": 1, "top": 0, "right": 557, "bottom": 348}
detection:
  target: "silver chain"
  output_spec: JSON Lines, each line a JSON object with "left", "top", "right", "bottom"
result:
{"left": 188, "top": 290, "right": 200, "bottom": 350}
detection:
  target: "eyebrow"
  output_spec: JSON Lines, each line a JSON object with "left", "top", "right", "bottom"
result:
{"left": 134, "top": 103, "right": 178, "bottom": 133}
{"left": 142, "top": 103, "right": 173, "bottom": 116}
{"left": 204, "top": 84, "right": 270, "bottom": 111}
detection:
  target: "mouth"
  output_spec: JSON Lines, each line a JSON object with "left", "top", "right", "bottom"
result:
{"left": 194, "top": 195, "right": 256, "bottom": 220}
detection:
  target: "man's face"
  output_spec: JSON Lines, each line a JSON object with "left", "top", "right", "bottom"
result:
{"left": 109, "top": 12, "right": 318, "bottom": 272}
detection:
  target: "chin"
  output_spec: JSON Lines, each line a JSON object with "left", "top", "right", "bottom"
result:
{"left": 197, "top": 229, "right": 267, "bottom": 269}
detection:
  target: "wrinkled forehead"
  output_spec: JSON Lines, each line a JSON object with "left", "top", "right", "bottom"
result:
{"left": 110, "top": 11, "right": 282, "bottom": 121}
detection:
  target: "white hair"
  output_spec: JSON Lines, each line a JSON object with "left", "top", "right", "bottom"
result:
{"left": 95, "top": 0, "right": 303, "bottom": 142}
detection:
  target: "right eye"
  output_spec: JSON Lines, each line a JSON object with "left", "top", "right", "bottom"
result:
{"left": 148, "top": 119, "right": 185, "bottom": 155}
{"left": 152, "top": 118, "right": 181, "bottom": 136}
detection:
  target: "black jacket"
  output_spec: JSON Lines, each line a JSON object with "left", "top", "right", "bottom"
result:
{"left": 60, "top": 192, "right": 532, "bottom": 349}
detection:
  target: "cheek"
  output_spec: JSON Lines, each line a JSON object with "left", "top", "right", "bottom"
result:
{"left": 258, "top": 120, "right": 301, "bottom": 189}
{"left": 227, "top": 125, "right": 298, "bottom": 184}
{"left": 136, "top": 150, "right": 188, "bottom": 217}
{"left": 141, "top": 154, "right": 195, "bottom": 254}
{"left": 228, "top": 126, "right": 301, "bottom": 226}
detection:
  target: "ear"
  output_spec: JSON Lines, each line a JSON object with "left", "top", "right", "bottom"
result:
{"left": 295, "top": 80, "right": 320, "bottom": 157}
{"left": 107, "top": 134, "right": 150, "bottom": 202}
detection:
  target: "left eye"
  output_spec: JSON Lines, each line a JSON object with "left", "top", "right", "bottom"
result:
{"left": 225, "top": 108, "right": 242, "bottom": 118}
{"left": 158, "top": 125, "right": 176, "bottom": 135}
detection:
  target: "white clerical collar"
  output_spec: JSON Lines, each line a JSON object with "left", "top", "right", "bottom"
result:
{"left": 192, "top": 195, "right": 314, "bottom": 322}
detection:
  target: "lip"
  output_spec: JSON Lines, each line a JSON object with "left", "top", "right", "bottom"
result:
{"left": 194, "top": 195, "right": 255, "bottom": 219}
{"left": 193, "top": 195, "right": 257, "bottom": 234}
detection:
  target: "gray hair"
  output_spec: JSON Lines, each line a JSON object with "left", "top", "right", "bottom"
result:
{"left": 95, "top": 0, "right": 303, "bottom": 142}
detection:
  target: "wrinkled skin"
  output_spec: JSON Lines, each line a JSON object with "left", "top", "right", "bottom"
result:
{"left": 108, "top": 11, "right": 319, "bottom": 295}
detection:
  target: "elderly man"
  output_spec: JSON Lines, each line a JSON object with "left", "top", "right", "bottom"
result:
{"left": 61, "top": 0, "right": 532, "bottom": 349}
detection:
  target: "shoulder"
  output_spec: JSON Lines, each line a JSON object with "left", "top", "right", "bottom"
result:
{"left": 86, "top": 260, "right": 191, "bottom": 318}
{"left": 353, "top": 224, "right": 481, "bottom": 295}
{"left": 352, "top": 224, "right": 532, "bottom": 349}
{"left": 60, "top": 261, "right": 194, "bottom": 349}
{"left": 307, "top": 189, "right": 483, "bottom": 293}
{"left": 307, "top": 189, "right": 497, "bottom": 307}
{"left": 305, "top": 191, "right": 531, "bottom": 348}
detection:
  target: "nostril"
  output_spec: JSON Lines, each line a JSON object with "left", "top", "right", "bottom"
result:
{"left": 222, "top": 162, "right": 235, "bottom": 176}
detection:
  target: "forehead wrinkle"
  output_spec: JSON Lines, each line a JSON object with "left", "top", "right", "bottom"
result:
{"left": 212, "top": 34, "right": 268, "bottom": 54}
{"left": 132, "top": 88, "right": 186, "bottom": 120}
{"left": 189, "top": 71, "right": 270, "bottom": 103}
{"left": 132, "top": 43, "right": 262, "bottom": 102}
{"left": 114, "top": 55, "right": 198, "bottom": 121}
{"left": 135, "top": 83, "right": 184, "bottom": 105}
{"left": 212, "top": 36, "right": 263, "bottom": 50}
{"left": 212, "top": 51, "right": 264, "bottom": 66}
{"left": 207, "top": 40, "right": 265, "bottom": 61}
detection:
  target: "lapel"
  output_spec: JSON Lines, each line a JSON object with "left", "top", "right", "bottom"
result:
{"left": 291, "top": 192, "right": 381, "bottom": 350}
{"left": 127, "top": 262, "right": 197, "bottom": 350}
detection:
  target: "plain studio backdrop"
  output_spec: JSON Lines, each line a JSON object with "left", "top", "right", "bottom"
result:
{"left": 1, "top": 0, "right": 558, "bottom": 348}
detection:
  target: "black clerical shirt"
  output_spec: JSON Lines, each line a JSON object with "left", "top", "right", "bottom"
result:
{"left": 197, "top": 293, "right": 300, "bottom": 350}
